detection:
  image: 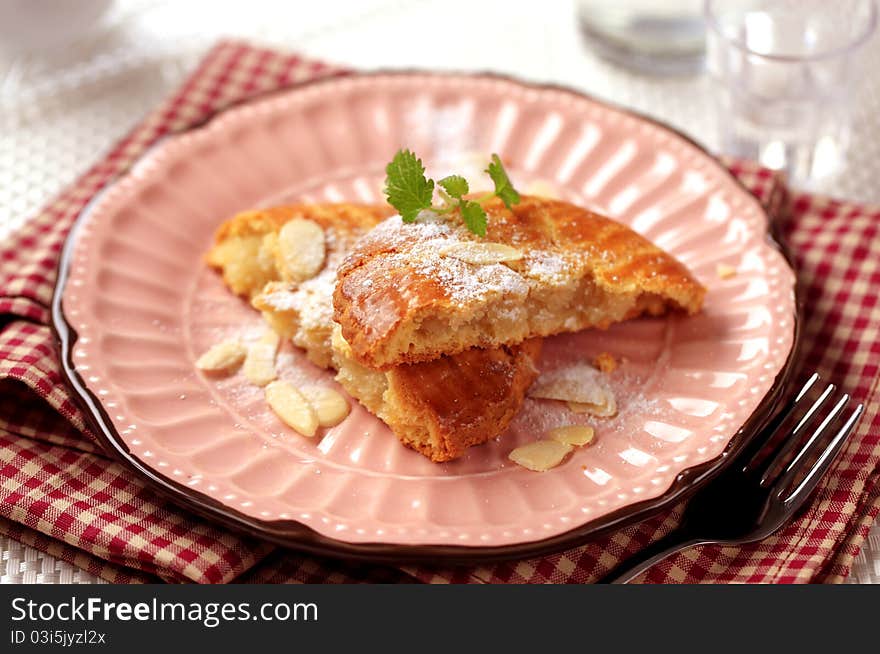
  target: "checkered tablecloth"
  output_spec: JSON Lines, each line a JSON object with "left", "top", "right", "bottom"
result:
{"left": 2, "top": 1, "right": 879, "bottom": 584}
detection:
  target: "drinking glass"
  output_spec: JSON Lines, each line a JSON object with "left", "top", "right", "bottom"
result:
{"left": 705, "top": 0, "right": 877, "bottom": 189}
{"left": 576, "top": 0, "right": 706, "bottom": 75}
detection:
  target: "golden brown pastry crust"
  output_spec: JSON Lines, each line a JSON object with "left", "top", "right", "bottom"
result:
{"left": 384, "top": 339, "right": 542, "bottom": 461}
{"left": 334, "top": 195, "right": 706, "bottom": 369}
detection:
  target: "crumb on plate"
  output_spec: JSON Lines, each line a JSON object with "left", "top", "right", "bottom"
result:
{"left": 716, "top": 263, "right": 737, "bottom": 279}
{"left": 593, "top": 351, "right": 618, "bottom": 373}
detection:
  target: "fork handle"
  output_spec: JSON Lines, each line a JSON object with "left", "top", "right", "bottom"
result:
{"left": 597, "top": 531, "right": 705, "bottom": 584}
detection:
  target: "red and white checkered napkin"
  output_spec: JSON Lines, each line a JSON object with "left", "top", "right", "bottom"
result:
{"left": 1, "top": 42, "right": 878, "bottom": 584}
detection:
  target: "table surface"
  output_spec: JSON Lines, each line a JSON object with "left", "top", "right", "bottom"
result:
{"left": 1, "top": 0, "right": 878, "bottom": 584}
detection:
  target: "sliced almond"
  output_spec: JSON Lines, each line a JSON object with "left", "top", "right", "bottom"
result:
{"left": 195, "top": 340, "right": 246, "bottom": 373}
{"left": 716, "top": 263, "right": 737, "bottom": 279}
{"left": 548, "top": 425, "right": 595, "bottom": 447}
{"left": 529, "top": 364, "right": 616, "bottom": 417}
{"left": 300, "top": 386, "right": 350, "bottom": 427}
{"left": 276, "top": 218, "right": 326, "bottom": 282}
{"left": 243, "top": 330, "right": 280, "bottom": 386}
{"left": 509, "top": 440, "right": 573, "bottom": 472}
{"left": 265, "top": 381, "right": 318, "bottom": 437}
{"left": 567, "top": 398, "right": 618, "bottom": 418}
{"left": 441, "top": 241, "right": 524, "bottom": 265}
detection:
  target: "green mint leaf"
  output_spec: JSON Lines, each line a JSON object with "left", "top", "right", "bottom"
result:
{"left": 438, "top": 175, "right": 469, "bottom": 199}
{"left": 459, "top": 200, "right": 487, "bottom": 237}
{"left": 485, "top": 153, "right": 521, "bottom": 209}
{"left": 384, "top": 149, "right": 435, "bottom": 222}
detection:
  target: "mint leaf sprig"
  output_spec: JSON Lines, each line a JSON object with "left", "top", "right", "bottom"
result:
{"left": 383, "top": 150, "right": 520, "bottom": 237}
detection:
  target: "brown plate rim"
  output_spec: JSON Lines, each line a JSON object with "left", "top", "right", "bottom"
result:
{"left": 50, "top": 69, "right": 803, "bottom": 566}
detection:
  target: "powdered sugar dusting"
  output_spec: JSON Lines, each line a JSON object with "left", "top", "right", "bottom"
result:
{"left": 343, "top": 212, "right": 584, "bottom": 335}
{"left": 261, "top": 271, "right": 336, "bottom": 335}
{"left": 526, "top": 251, "right": 568, "bottom": 284}
{"left": 348, "top": 215, "right": 531, "bottom": 312}
{"left": 528, "top": 362, "right": 613, "bottom": 405}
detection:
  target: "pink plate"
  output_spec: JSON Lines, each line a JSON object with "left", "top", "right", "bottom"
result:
{"left": 54, "top": 72, "right": 797, "bottom": 560}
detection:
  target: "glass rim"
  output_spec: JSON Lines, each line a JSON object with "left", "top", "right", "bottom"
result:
{"left": 705, "top": 0, "right": 878, "bottom": 63}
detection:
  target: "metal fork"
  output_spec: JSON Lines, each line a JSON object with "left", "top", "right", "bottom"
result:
{"left": 598, "top": 373, "right": 864, "bottom": 583}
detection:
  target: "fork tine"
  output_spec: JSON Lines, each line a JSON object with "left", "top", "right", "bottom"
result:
{"left": 742, "top": 374, "right": 820, "bottom": 474}
{"left": 783, "top": 403, "right": 863, "bottom": 508}
{"left": 769, "top": 393, "right": 850, "bottom": 491}
{"left": 756, "top": 381, "right": 836, "bottom": 485}
{"left": 789, "top": 383, "right": 836, "bottom": 440}
{"left": 794, "top": 372, "right": 820, "bottom": 402}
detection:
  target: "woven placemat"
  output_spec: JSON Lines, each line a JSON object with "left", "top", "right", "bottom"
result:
{"left": 1, "top": 534, "right": 108, "bottom": 585}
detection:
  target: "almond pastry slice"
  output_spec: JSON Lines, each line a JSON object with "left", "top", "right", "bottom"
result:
{"left": 265, "top": 381, "right": 319, "bottom": 437}
{"left": 276, "top": 218, "right": 326, "bottom": 282}
{"left": 509, "top": 440, "right": 573, "bottom": 472}
{"left": 334, "top": 195, "right": 705, "bottom": 369}
{"left": 207, "top": 203, "right": 542, "bottom": 462}
{"left": 195, "top": 340, "right": 246, "bottom": 373}
{"left": 440, "top": 241, "right": 524, "bottom": 265}
{"left": 243, "top": 330, "right": 280, "bottom": 386}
